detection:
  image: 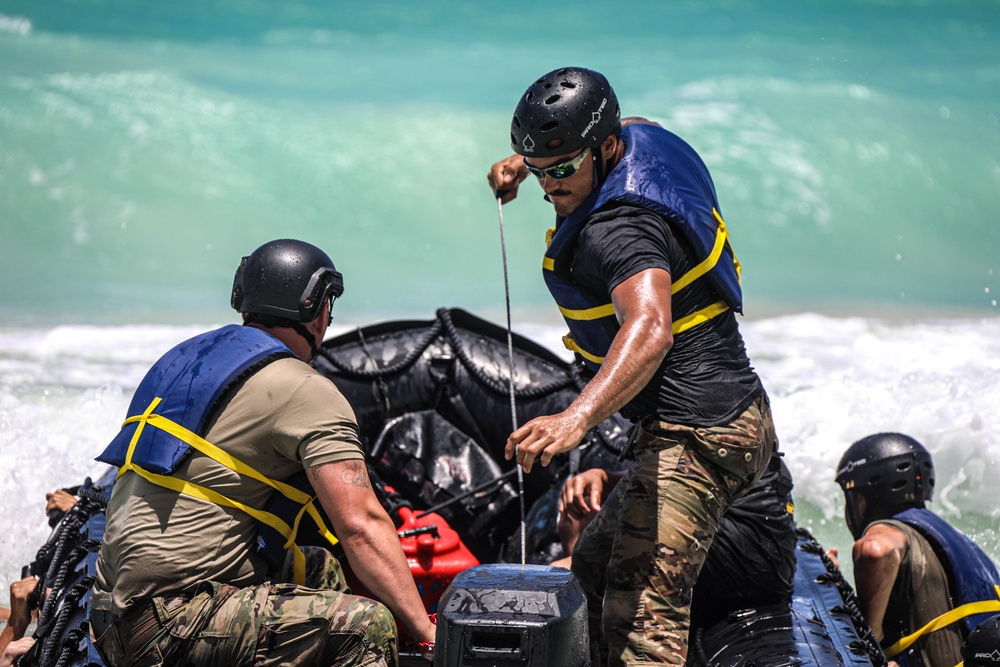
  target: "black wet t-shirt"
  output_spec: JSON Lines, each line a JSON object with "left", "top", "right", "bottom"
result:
{"left": 569, "top": 203, "right": 763, "bottom": 426}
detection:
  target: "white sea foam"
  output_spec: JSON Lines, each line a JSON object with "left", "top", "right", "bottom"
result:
{"left": 2, "top": 314, "right": 998, "bottom": 605}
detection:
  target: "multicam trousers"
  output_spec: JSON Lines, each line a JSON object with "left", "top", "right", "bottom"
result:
{"left": 91, "top": 547, "right": 398, "bottom": 667}
{"left": 571, "top": 394, "right": 778, "bottom": 666}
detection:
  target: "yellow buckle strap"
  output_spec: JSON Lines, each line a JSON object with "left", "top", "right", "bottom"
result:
{"left": 883, "top": 584, "right": 1000, "bottom": 658}
{"left": 561, "top": 333, "right": 604, "bottom": 365}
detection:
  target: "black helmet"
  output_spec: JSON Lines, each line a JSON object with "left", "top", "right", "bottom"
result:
{"left": 835, "top": 432, "right": 935, "bottom": 539}
{"left": 962, "top": 614, "right": 1000, "bottom": 666}
{"left": 231, "top": 239, "right": 344, "bottom": 323}
{"left": 510, "top": 67, "right": 621, "bottom": 158}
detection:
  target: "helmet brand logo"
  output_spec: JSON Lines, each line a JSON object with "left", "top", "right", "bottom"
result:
{"left": 973, "top": 650, "right": 1000, "bottom": 659}
{"left": 838, "top": 457, "right": 867, "bottom": 477}
{"left": 523, "top": 134, "right": 536, "bottom": 153}
{"left": 580, "top": 98, "right": 608, "bottom": 138}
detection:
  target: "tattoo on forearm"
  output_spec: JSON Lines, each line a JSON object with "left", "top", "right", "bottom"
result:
{"left": 340, "top": 461, "right": 371, "bottom": 489}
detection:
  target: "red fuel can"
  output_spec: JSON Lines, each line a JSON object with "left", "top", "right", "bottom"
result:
{"left": 395, "top": 505, "right": 480, "bottom": 612}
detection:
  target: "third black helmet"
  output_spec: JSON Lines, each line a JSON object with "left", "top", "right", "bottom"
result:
{"left": 962, "top": 614, "right": 1000, "bottom": 666}
{"left": 510, "top": 67, "right": 621, "bottom": 158}
{"left": 835, "top": 432, "right": 935, "bottom": 538}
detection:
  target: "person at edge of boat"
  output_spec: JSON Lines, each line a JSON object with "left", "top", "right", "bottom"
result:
{"left": 0, "top": 576, "right": 38, "bottom": 658}
{"left": 0, "top": 636, "right": 35, "bottom": 667}
{"left": 961, "top": 613, "right": 1000, "bottom": 667}
{"left": 88, "top": 239, "right": 436, "bottom": 667}
{"left": 487, "top": 66, "right": 778, "bottom": 665}
{"left": 554, "top": 454, "right": 797, "bottom": 632}
{"left": 835, "top": 432, "right": 1000, "bottom": 667}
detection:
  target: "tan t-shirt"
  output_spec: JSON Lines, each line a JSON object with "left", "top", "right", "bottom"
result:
{"left": 876, "top": 519, "right": 964, "bottom": 667}
{"left": 91, "top": 356, "right": 363, "bottom": 615}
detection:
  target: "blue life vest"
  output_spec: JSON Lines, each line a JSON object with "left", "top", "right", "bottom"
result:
{"left": 97, "top": 324, "right": 293, "bottom": 473}
{"left": 883, "top": 507, "right": 1000, "bottom": 662}
{"left": 542, "top": 124, "right": 743, "bottom": 371}
{"left": 95, "top": 324, "right": 341, "bottom": 585}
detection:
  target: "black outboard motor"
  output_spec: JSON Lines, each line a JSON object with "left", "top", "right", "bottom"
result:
{"left": 435, "top": 564, "right": 589, "bottom": 667}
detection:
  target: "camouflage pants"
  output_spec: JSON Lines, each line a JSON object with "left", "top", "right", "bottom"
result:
{"left": 92, "top": 547, "right": 398, "bottom": 667}
{"left": 571, "top": 395, "right": 777, "bottom": 666}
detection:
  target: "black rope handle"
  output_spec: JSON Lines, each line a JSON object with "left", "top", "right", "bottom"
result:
{"left": 436, "top": 308, "right": 572, "bottom": 399}
{"left": 317, "top": 319, "right": 444, "bottom": 379}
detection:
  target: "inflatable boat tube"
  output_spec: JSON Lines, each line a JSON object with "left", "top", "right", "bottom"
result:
{"left": 19, "top": 308, "right": 887, "bottom": 667}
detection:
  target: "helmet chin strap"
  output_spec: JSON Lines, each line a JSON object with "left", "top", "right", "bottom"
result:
{"left": 291, "top": 322, "right": 320, "bottom": 359}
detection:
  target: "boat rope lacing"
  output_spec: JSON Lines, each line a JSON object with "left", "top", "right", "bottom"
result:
{"left": 315, "top": 310, "right": 573, "bottom": 400}
{"left": 23, "top": 477, "right": 109, "bottom": 667}
{"left": 798, "top": 530, "right": 888, "bottom": 666}
{"left": 497, "top": 195, "right": 527, "bottom": 566}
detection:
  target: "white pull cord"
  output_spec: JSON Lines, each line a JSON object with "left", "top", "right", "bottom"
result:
{"left": 497, "top": 195, "right": 527, "bottom": 566}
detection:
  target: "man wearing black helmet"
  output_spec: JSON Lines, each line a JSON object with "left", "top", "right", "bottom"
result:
{"left": 89, "top": 239, "right": 436, "bottom": 666}
{"left": 836, "top": 432, "right": 1000, "bottom": 667}
{"left": 488, "top": 67, "right": 777, "bottom": 664}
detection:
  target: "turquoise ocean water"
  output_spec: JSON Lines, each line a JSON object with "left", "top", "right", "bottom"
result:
{"left": 1, "top": 0, "right": 999, "bottom": 604}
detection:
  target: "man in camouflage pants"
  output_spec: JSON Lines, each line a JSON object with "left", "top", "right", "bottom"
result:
{"left": 570, "top": 399, "right": 777, "bottom": 664}
{"left": 90, "top": 240, "right": 435, "bottom": 666}
{"left": 489, "top": 68, "right": 778, "bottom": 663}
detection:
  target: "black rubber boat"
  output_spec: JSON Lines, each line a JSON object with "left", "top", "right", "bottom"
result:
{"left": 20, "top": 308, "right": 886, "bottom": 667}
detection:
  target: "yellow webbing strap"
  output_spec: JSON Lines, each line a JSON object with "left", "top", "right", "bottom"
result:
{"left": 672, "top": 301, "right": 730, "bottom": 335}
{"left": 671, "top": 209, "right": 738, "bottom": 294}
{"left": 557, "top": 302, "right": 616, "bottom": 321}
{"left": 561, "top": 333, "right": 604, "bottom": 365}
{"left": 118, "top": 398, "right": 339, "bottom": 585}
{"left": 883, "top": 584, "right": 1000, "bottom": 658}
{"left": 544, "top": 208, "right": 738, "bottom": 364}
{"left": 559, "top": 301, "right": 731, "bottom": 365}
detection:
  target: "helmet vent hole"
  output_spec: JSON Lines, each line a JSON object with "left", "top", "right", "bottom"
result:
{"left": 540, "top": 121, "right": 559, "bottom": 133}
{"left": 890, "top": 480, "right": 907, "bottom": 491}
{"left": 544, "top": 138, "right": 564, "bottom": 150}
{"left": 544, "top": 95, "right": 561, "bottom": 105}
{"left": 560, "top": 81, "right": 577, "bottom": 90}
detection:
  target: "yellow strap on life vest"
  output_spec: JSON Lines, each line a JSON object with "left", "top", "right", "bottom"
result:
{"left": 557, "top": 303, "right": 616, "bottom": 321}
{"left": 671, "top": 209, "right": 740, "bottom": 294}
{"left": 117, "top": 398, "right": 339, "bottom": 586}
{"left": 544, "top": 208, "right": 739, "bottom": 364}
{"left": 671, "top": 300, "right": 730, "bottom": 335}
{"left": 560, "top": 301, "right": 730, "bottom": 364}
{"left": 883, "top": 584, "right": 1000, "bottom": 658}
{"left": 561, "top": 333, "right": 605, "bottom": 365}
